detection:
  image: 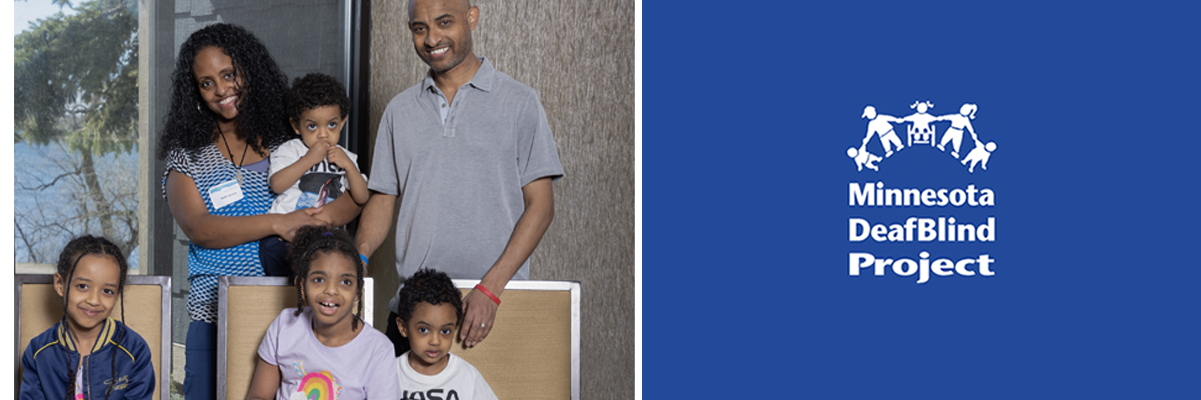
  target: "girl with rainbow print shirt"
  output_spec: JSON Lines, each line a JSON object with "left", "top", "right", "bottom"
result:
{"left": 247, "top": 227, "right": 398, "bottom": 399}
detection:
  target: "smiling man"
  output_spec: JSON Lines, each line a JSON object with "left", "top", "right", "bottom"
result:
{"left": 356, "top": 0, "right": 565, "bottom": 357}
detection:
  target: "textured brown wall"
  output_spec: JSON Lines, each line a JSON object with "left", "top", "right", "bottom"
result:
{"left": 367, "top": 1, "right": 635, "bottom": 398}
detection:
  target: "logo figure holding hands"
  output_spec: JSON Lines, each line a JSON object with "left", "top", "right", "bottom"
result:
{"left": 847, "top": 145, "right": 882, "bottom": 171}
{"left": 937, "top": 103, "right": 979, "bottom": 159}
{"left": 848, "top": 100, "right": 997, "bottom": 173}
{"left": 900, "top": 100, "right": 938, "bottom": 146}
{"left": 860, "top": 105, "right": 905, "bottom": 157}
{"left": 962, "top": 140, "right": 996, "bottom": 173}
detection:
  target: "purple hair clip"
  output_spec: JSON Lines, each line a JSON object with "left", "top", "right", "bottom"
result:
{"left": 323, "top": 231, "right": 333, "bottom": 236}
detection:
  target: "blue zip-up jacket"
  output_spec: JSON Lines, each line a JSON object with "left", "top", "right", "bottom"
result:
{"left": 20, "top": 318, "right": 155, "bottom": 400}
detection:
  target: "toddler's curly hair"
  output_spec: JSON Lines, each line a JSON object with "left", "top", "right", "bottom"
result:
{"left": 397, "top": 268, "right": 464, "bottom": 324}
{"left": 286, "top": 73, "right": 351, "bottom": 124}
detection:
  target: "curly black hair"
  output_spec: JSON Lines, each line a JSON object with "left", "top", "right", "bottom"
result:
{"left": 287, "top": 225, "right": 366, "bottom": 330}
{"left": 286, "top": 73, "right": 351, "bottom": 125}
{"left": 55, "top": 235, "right": 129, "bottom": 400}
{"left": 156, "top": 23, "right": 291, "bottom": 159}
{"left": 397, "top": 269, "right": 464, "bottom": 324}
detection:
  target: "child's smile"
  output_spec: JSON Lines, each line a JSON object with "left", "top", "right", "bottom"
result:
{"left": 55, "top": 254, "right": 121, "bottom": 341}
{"left": 302, "top": 253, "right": 359, "bottom": 334}
{"left": 398, "top": 302, "right": 460, "bottom": 375}
{"left": 317, "top": 300, "right": 340, "bottom": 315}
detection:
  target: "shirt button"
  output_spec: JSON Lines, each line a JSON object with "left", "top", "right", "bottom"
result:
{"left": 441, "top": 103, "right": 447, "bottom": 108}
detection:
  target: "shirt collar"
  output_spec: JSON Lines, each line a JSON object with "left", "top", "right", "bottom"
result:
{"left": 57, "top": 318, "right": 118, "bottom": 353}
{"left": 422, "top": 56, "right": 495, "bottom": 95}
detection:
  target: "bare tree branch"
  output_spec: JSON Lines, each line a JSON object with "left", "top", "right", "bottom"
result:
{"left": 15, "top": 218, "right": 40, "bottom": 264}
{"left": 17, "top": 167, "right": 83, "bottom": 191}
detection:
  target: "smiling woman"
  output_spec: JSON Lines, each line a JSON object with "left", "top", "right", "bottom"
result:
{"left": 155, "top": 23, "right": 363, "bottom": 399}
{"left": 19, "top": 1, "right": 366, "bottom": 398}
{"left": 193, "top": 46, "right": 247, "bottom": 130}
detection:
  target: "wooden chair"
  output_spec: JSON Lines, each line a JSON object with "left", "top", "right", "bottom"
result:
{"left": 15, "top": 274, "right": 172, "bottom": 400}
{"left": 215, "top": 277, "right": 580, "bottom": 400}
{"left": 448, "top": 279, "right": 581, "bottom": 400}
{"left": 216, "top": 276, "right": 375, "bottom": 400}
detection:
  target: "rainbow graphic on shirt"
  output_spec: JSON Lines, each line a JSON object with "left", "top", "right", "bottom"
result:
{"left": 288, "top": 361, "right": 343, "bottom": 400}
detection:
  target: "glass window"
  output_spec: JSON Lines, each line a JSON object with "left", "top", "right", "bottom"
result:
{"left": 15, "top": 0, "right": 140, "bottom": 272}
{"left": 15, "top": 1, "right": 357, "bottom": 396}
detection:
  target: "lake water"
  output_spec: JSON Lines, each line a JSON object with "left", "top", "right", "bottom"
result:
{"left": 15, "top": 142, "right": 140, "bottom": 270}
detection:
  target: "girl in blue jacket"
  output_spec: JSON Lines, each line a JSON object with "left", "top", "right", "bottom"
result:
{"left": 20, "top": 235, "right": 155, "bottom": 400}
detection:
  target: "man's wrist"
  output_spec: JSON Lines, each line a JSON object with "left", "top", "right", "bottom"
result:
{"left": 474, "top": 284, "right": 501, "bottom": 305}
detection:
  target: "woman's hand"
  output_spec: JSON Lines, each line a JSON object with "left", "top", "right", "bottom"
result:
{"left": 167, "top": 170, "right": 314, "bottom": 247}
{"left": 276, "top": 206, "right": 327, "bottom": 240}
{"left": 308, "top": 193, "right": 363, "bottom": 227}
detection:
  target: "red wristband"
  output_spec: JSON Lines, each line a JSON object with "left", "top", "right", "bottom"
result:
{"left": 475, "top": 284, "right": 501, "bottom": 305}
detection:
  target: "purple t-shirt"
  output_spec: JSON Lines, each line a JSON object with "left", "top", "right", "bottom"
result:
{"left": 257, "top": 308, "right": 399, "bottom": 399}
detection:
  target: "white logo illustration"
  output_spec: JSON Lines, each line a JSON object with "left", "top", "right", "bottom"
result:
{"left": 849, "top": 100, "right": 997, "bottom": 173}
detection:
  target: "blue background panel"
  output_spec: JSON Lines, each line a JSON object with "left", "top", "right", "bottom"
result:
{"left": 644, "top": 1, "right": 1200, "bottom": 398}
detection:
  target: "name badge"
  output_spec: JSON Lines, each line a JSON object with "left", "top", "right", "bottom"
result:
{"left": 209, "top": 179, "right": 244, "bottom": 210}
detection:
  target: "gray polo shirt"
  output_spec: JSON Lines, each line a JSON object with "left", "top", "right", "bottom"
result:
{"left": 370, "top": 58, "right": 564, "bottom": 313}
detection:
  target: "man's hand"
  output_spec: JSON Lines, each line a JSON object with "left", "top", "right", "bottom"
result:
{"left": 455, "top": 178, "right": 555, "bottom": 347}
{"left": 460, "top": 288, "right": 499, "bottom": 347}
